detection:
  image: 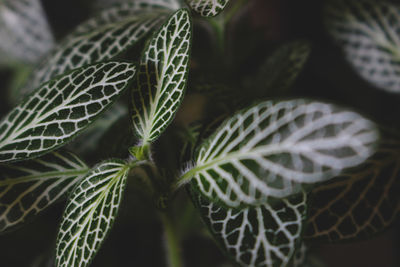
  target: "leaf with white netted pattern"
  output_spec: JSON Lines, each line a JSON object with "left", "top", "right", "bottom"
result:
{"left": 190, "top": 188, "right": 307, "bottom": 267}
{"left": 0, "top": 62, "right": 136, "bottom": 163}
{"left": 304, "top": 145, "right": 400, "bottom": 243}
{"left": 0, "top": 0, "right": 54, "bottom": 64}
{"left": 92, "top": 0, "right": 181, "bottom": 12}
{"left": 55, "top": 159, "right": 130, "bottom": 267}
{"left": 0, "top": 151, "right": 88, "bottom": 233}
{"left": 325, "top": 0, "right": 400, "bottom": 93}
{"left": 181, "top": 99, "right": 379, "bottom": 208}
{"left": 131, "top": 9, "right": 192, "bottom": 147}
{"left": 186, "top": 0, "right": 229, "bottom": 17}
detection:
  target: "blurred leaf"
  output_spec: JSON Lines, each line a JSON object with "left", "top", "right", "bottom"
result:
{"left": 186, "top": 0, "right": 229, "bottom": 17}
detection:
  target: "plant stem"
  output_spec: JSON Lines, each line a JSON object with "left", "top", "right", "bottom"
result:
{"left": 160, "top": 212, "right": 183, "bottom": 267}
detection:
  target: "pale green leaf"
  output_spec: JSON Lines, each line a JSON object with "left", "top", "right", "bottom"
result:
{"left": 190, "top": 188, "right": 307, "bottom": 267}
{"left": 186, "top": 0, "right": 229, "bottom": 17}
{"left": 0, "top": 151, "right": 88, "bottom": 233}
{"left": 131, "top": 9, "right": 192, "bottom": 145}
{"left": 304, "top": 144, "right": 400, "bottom": 243}
{"left": 0, "top": 62, "right": 136, "bottom": 163}
{"left": 182, "top": 99, "right": 379, "bottom": 208}
{"left": 0, "top": 0, "right": 54, "bottom": 64}
{"left": 55, "top": 159, "right": 130, "bottom": 267}
{"left": 325, "top": 0, "right": 400, "bottom": 93}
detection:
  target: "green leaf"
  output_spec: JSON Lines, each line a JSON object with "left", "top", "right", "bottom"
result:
{"left": 55, "top": 159, "right": 130, "bottom": 267}
{"left": 190, "top": 188, "right": 307, "bottom": 267}
{"left": 92, "top": 0, "right": 181, "bottom": 12}
{"left": 186, "top": 0, "right": 229, "bottom": 17}
{"left": 0, "top": 151, "right": 88, "bottom": 233}
{"left": 304, "top": 145, "right": 400, "bottom": 243}
{"left": 131, "top": 9, "right": 192, "bottom": 145}
{"left": 324, "top": 0, "right": 400, "bottom": 93}
{"left": 0, "top": 0, "right": 54, "bottom": 64}
{"left": 0, "top": 62, "right": 136, "bottom": 163}
{"left": 182, "top": 99, "right": 379, "bottom": 208}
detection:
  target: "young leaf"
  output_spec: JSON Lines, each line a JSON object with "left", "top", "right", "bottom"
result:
{"left": 304, "top": 146, "right": 400, "bottom": 243}
{"left": 131, "top": 9, "right": 192, "bottom": 146}
{"left": 190, "top": 188, "right": 307, "bottom": 267}
{"left": 182, "top": 99, "right": 379, "bottom": 208}
{"left": 0, "top": 0, "right": 54, "bottom": 64}
{"left": 0, "top": 151, "right": 88, "bottom": 233}
{"left": 55, "top": 159, "right": 130, "bottom": 267}
{"left": 186, "top": 0, "right": 229, "bottom": 17}
{"left": 0, "top": 62, "right": 136, "bottom": 163}
{"left": 324, "top": 0, "right": 400, "bottom": 93}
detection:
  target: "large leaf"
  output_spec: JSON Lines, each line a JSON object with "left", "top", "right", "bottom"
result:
{"left": 0, "top": 62, "right": 136, "bottom": 163}
{"left": 324, "top": 0, "right": 400, "bottom": 93}
{"left": 0, "top": 151, "right": 88, "bottom": 233}
{"left": 304, "top": 145, "right": 400, "bottom": 243}
{"left": 131, "top": 9, "right": 192, "bottom": 147}
{"left": 181, "top": 99, "right": 379, "bottom": 208}
{"left": 55, "top": 159, "right": 130, "bottom": 267}
{"left": 190, "top": 188, "right": 307, "bottom": 267}
{"left": 0, "top": 0, "right": 54, "bottom": 64}
{"left": 186, "top": 0, "right": 229, "bottom": 17}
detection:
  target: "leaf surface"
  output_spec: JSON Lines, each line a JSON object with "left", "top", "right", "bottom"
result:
{"left": 186, "top": 0, "right": 229, "bottom": 17}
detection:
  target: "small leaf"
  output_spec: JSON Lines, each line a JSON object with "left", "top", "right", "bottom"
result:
{"left": 0, "top": 151, "right": 88, "bottom": 233}
{"left": 131, "top": 9, "right": 192, "bottom": 145}
{"left": 304, "top": 145, "right": 400, "bottom": 243}
{"left": 186, "top": 0, "right": 229, "bottom": 17}
{"left": 0, "top": 0, "right": 54, "bottom": 64}
{"left": 324, "top": 0, "right": 400, "bottom": 93}
{"left": 190, "top": 188, "right": 307, "bottom": 267}
{"left": 55, "top": 159, "right": 130, "bottom": 267}
{"left": 183, "top": 99, "right": 379, "bottom": 208}
{"left": 0, "top": 62, "right": 136, "bottom": 163}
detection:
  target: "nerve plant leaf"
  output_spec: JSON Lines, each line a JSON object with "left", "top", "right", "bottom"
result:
{"left": 304, "top": 145, "right": 400, "bottom": 243}
{"left": 325, "top": 0, "right": 400, "bottom": 93}
{"left": 0, "top": 0, "right": 54, "bottom": 64}
{"left": 0, "top": 62, "right": 136, "bottom": 163}
{"left": 131, "top": 9, "right": 192, "bottom": 145}
{"left": 190, "top": 188, "right": 307, "bottom": 267}
{"left": 92, "top": 0, "right": 181, "bottom": 12}
{"left": 182, "top": 99, "right": 379, "bottom": 208}
{"left": 55, "top": 159, "right": 130, "bottom": 267}
{"left": 186, "top": 0, "right": 229, "bottom": 17}
{"left": 0, "top": 151, "right": 88, "bottom": 233}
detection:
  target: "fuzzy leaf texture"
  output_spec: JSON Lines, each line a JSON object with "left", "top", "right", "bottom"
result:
{"left": 190, "top": 188, "right": 307, "bottom": 267}
{"left": 55, "top": 159, "right": 130, "bottom": 267}
{"left": 131, "top": 8, "right": 192, "bottom": 144}
{"left": 324, "top": 0, "right": 400, "bottom": 93}
{"left": 304, "top": 144, "right": 400, "bottom": 243}
{"left": 0, "top": 151, "right": 88, "bottom": 233}
{"left": 0, "top": 0, "right": 54, "bottom": 64}
{"left": 186, "top": 0, "right": 229, "bottom": 17}
{"left": 184, "top": 99, "right": 379, "bottom": 208}
{"left": 0, "top": 62, "right": 136, "bottom": 163}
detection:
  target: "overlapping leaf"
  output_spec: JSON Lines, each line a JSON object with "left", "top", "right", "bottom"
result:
{"left": 325, "top": 0, "right": 400, "bottom": 93}
{"left": 182, "top": 99, "right": 379, "bottom": 208}
{"left": 131, "top": 9, "right": 192, "bottom": 146}
{"left": 55, "top": 159, "right": 130, "bottom": 267}
{"left": 186, "top": 0, "right": 229, "bottom": 17}
{"left": 305, "top": 145, "right": 400, "bottom": 243}
{"left": 0, "top": 0, "right": 54, "bottom": 64}
{"left": 190, "top": 188, "right": 307, "bottom": 267}
{"left": 0, "top": 151, "right": 88, "bottom": 233}
{"left": 0, "top": 62, "right": 136, "bottom": 163}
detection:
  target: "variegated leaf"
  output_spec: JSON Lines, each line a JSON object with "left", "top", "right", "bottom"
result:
{"left": 190, "top": 188, "right": 307, "bottom": 267}
{"left": 131, "top": 9, "right": 192, "bottom": 147}
{"left": 0, "top": 0, "right": 54, "bottom": 64}
{"left": 0, "top": 151, "right": 88, "bottom": 233}
{"left": 55, "top": 159, "right": 130, "bottom": 267}
{"left": 325, "top": 0, "right": 400, "bottom": 93}
{"left": 181, "top": 99, "right": 379, "bottom": 208}
{"left": 305, "top": 145, "right": 400, "bottom": 243}
{"left": 92, "top": 0, "right": 181, "bottom": 12}
{"left": 186, "top": 0, "right": 229, "bottom": 17}
{"left": 0, "top": 62, "right": 136, "bottom": 163}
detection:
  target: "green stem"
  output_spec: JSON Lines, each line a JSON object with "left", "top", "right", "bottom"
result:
{"left": 160, "top": 212, "right": 183, "bottom": 267}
